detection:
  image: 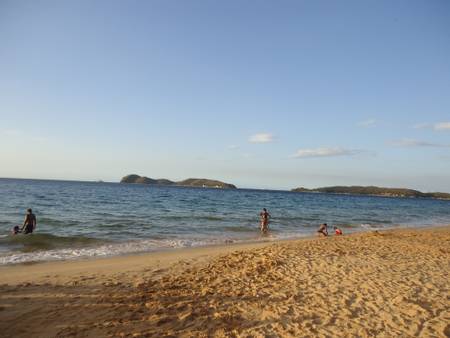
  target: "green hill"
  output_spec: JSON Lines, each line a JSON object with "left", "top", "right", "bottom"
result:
{"left": 177, "top": 178, "right": 236, "bottom": 189}
{"left": 120, "top": 175, "right": 236, "bottom": 189}
{"left": 291, "top": 185, "right": 450, "bottom": 200}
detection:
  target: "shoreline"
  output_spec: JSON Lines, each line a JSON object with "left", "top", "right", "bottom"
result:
{"left": 0, "top": 223, "right": 447, "bottom": 267}
{"left": 0, "top": 231, "right": 305, "bottom": 266}
{"left": 0, "top": 222, "right": 447, "bottom": 267}
{"left": 0, "top": 224, "right": 448, "bottom": 284}
{"left": 0, "top": 238, "right": 281, "bottom": 285}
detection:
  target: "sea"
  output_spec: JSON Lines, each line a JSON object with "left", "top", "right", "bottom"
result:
{"left": 1, "top": 178, "right": 449, "bottom": 265}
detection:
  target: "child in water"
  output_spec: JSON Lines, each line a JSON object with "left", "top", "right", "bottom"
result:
{"left": 334, "top": 226, "right": 343, "bottom": 235}
{"left": 11, "top": 225, "right": 21, "bottom": 235}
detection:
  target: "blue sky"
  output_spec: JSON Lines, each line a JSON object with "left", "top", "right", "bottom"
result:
{"left": 1, "top": 0, "right": 449, "bottom": 191}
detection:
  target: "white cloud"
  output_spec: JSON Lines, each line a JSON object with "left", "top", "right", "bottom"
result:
{"left": 1, "top": 129, "right": 48, "bottom": 143}
{"left": 413, "top": 122, "right": 450, "bottom": 131}
{"left": 227, "top": 145, "right": 239, "bottom": 150}
{"left": 434, "top": 122, "right": 450, "bottom": 131}
{"left": 358, "top": 119, "right": 376, "bottom": 127}
{"left": 2, "top": 129, "right": 23, "bottom": 136}
{"left": 389, "top": 138, "right": 450, "bottom": 148}
{"left": 249, "top": 133, "right": 274, "bottom": 143}
{"left": 413, "top": 123, "right": 429, "bottom": 129}
{"left": 291, "top": 147, "right": 361, "bottom": 158}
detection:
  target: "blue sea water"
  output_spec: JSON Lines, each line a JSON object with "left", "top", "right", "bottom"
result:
{"left": 0, "top": 178, "right": 449, "bottom": 264}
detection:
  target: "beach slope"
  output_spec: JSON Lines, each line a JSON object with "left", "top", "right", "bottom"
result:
{"left": 0, "top": 226, "right": 449, "bottom": 337}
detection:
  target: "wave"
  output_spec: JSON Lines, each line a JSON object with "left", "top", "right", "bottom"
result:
{"left": 160, "top": 215, "right": 225, "bottom": 222}
{"left": 0, "top": 231, "right": 314, "bottom": 265}
{"left": 221, "top": 225, "right": 256, "bottom": 232}
{"left": 37, "top": 217, "right": 79, "bottom": 227}
{"left": 0, "top": 233, "right": 104, "bottom": 252}
{"left": 0, "top": 236, "right": 271, "bottom": 265}
{"left": 0, "top": 220, "right": 425, "bottom": 265}
{"left": 274, "top": 216, "right": 320, "bottom": 222}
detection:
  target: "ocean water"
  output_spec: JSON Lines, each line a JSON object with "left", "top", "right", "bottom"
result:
{"left": 1, "top": 178, "right": 449, "bottom": 265}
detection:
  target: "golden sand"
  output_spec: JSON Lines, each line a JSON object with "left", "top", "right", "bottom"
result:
{"left": 0, "top": 226, "right": 449, "bottom": 337}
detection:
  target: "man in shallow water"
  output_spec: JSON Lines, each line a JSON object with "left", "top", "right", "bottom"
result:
{"left": 21, "top": 208, "right": 37, "bottom": 234}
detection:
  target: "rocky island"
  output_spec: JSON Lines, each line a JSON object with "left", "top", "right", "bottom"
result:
{"left": 291, "top": 185, "right": 450, "bottom": 200}
{"left": 120, "top": 175, "right": 237, "bottom": 189}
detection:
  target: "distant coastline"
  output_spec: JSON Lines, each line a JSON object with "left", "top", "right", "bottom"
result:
{"left": 2, "top": 177, "right": 450, "bottom": 199}
{"left": 120, "top": 174, "right": 237, "bottom": 189}
{"left": 291, "top": 185, "right": 450, "bottom": 200}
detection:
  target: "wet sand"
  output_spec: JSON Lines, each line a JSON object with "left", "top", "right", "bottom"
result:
{"left": 0, "top": 226, "right": 449, "bottom": 337}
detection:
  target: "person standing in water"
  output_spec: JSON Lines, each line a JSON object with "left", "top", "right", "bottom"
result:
{"left": 259, "top": 208, "right": 271, "bottom": 233}
{"left": 21, "top": 208, "right": 37, "bottom": 234}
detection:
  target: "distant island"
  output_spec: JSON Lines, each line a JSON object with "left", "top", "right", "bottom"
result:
{"left": 291, "top": 185, "right": 450, "bottom": 200}
{"left": 120, "top": 174, "right": 237, "bottom": 189}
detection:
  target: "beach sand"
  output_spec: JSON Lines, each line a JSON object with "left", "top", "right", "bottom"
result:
{"left": 0, "top": 226, "right": 449, "bottom": 337}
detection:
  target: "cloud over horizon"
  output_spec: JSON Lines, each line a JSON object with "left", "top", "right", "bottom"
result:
{"left": 413, "top": 122, "right": 450, "bottom": 131}
{"left": 434, "top": 122, "right": 450, "bottom": 130}
{"left": 291, "top": 147, "right": 362, "bottom": 158}
{"left": 249, "top": 133, "right": 274, "bottom": 143}
{"left": 1, "top": 129, "right": 23, "bottom": 137}
{"left": 357, "top": 119, "right": 376, "bottom": 127}
{"left": 389, "top": 138, "right": 450, "bottom": 148}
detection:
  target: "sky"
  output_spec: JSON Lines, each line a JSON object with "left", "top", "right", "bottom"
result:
{"left": 0, "top": 0, "right": 450, "bottom": 191}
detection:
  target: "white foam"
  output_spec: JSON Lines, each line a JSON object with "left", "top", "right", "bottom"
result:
{"left": 0, "top": 231, "right": 317, "bottom": 265}
{"left": 0, "top": 238, "right": 193, "bottom": 265}
{"left": 0, "top": 236, "right": 264, "bottom": 265}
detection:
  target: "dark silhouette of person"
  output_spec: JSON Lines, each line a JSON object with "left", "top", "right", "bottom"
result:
{"left": 21, "top": 208, "right": 37, "bottom": 234}
{"left": 317, "top": 223, "right": 328, "bottom": 236}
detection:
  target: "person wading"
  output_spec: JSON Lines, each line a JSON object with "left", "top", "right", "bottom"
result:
{"left": 259, "top": 208, "right": 271, "bottom": 233}
{"left": 21, "top": 208, "right": 37, "bottom": 234}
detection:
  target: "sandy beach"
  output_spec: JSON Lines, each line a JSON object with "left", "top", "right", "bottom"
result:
{"left": 0, "top": 226, "right": 449, "bottom": 338}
